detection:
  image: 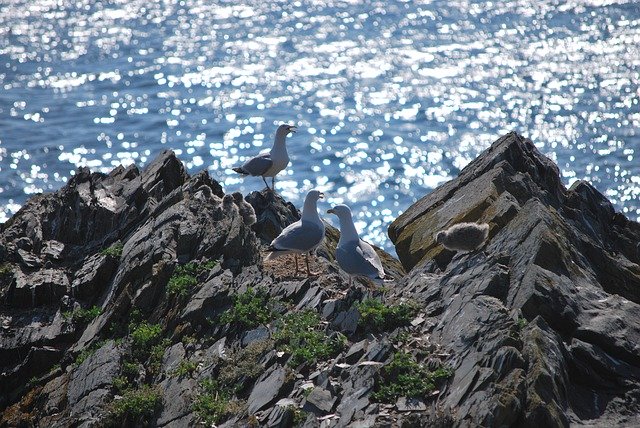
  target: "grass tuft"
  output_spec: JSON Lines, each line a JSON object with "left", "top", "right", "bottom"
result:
{"left": 274, "top": 310, "right": 345, "bottom": 367}
{"left": 63, "top": 306, "right": 101, "bottom": 324}
{"left": 219, "top": 287, "right": 279, "bottom": 329}
{"left": 356, "top": 298, "right": 419, "bottom": 333}
{"left": 111, "top": 385, "right": 162, "bottom": 424}
{"left": 371, "top": 351, "right": 452, "bottom": 403}
{"left": 167, "top": 260, "right": 218, "bottom": 297}
{"left": 101, "top": 242, "right": 124, "bottom": 258}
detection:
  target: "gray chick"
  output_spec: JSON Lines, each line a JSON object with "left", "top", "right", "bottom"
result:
{"left": 435, "top": 222, "right": 490, "bottom": 252}
{"left": 232, "top": 192, "right": 257, "bottom": 226}
{"left": 222, "top": 194, "right": 239, "bottom": 217}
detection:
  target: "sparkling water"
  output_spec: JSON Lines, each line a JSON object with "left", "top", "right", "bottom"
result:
{"left": 1, "top": 0, "right": 639, "bottom": 254}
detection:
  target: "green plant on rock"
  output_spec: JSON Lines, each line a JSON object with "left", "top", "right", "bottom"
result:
{"left": 0, "top": 263, "right": 13, "bottom": 279}
{"left": 356, "top": 298, "right": 419, "bottom": 333}
{"left": 111, "top": 384, "right": 162, "bottom": 425}
{"left": 101, "top": 242, "right": 124, "bottom": 258}
{"left": 63, "top": 305, "right": 101, "bottom": 324}
{"left": 273, "top": 310, "right": 345, "bottom": 367}
{"left": 371, "top": 351, "right": 452, "bottom": 403}
{"left": 167, "top": 260, "right": 218, "bottom": 297}
{"left": 193, "top": 379, "right": 244, "bottom": 426}
{"left": 219, "top": 287, "right": 279, "bottom": 329}
{"left": 173, "top": 359, "right": 198, "bottom": 378}
{"left": 130, "top": 322, "right": 163, "bottom": 361}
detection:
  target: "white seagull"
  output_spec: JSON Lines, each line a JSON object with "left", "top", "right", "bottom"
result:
{"left": 232, "top": 124, "right": 296, "bottom": 191}
{"left": 327, "top": 204, "right": 385, "bottom": 285}
{"left": 265, "top": 190, "right": 325, "bottom": 276}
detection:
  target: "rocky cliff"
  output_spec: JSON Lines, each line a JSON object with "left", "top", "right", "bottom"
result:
{"left": 1, "top": 133, "right": 639, "bottom": 427}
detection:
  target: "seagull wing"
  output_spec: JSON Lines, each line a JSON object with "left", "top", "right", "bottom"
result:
{"left": 355, "top": 239, "right": 385, "bottom": 278}
{"left": 271, "top": 220, "right": 324, "bottom": 252}
{"left": 238, "top": 153, "right": 273, "bottom": 176}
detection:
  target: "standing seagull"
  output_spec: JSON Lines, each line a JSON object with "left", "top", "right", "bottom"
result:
{"left": 232, "top": 124, "right": 296, "bottom": 191}
{"left": 231, "top": 192, "right": 257, "bottom": 226}
{"left": 327, "top": 204, "right": 385, "bottom": 285}
{"left": 265, "top": 190, "right": 325, "bottom": 276}
{"left": 435, "top": 222, "right": 489, "bottom": 252}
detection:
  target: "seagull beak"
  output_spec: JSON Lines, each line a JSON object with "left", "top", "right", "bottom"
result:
{"left": 319, "top": 192, "right": 324, "bottom": 199}
{"left": 327, "top": 208, "right": 335, "bottom": 214}
{"left": 289, "top": 126, "right": 297, "bottom": 133}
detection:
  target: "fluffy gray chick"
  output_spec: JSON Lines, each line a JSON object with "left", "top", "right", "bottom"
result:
{"left": 222, "top": 194, "right": 239, "bottom": 217}
{"left": 435, "top": 222, "right": 489, "bottom": 252}
{"left": 232, "top": 192, "right": 257, "bottom": 226}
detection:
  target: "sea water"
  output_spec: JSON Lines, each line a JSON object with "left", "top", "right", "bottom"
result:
{"left": 1, "top": 0, "right": 639, "bottom": 253}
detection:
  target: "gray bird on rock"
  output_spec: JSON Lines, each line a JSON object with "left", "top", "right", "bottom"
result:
{"left": 435, "top": 222, "right": 489, "bottom": 252}
{"left": 232, "top": 192, "right": 256, "bottom": 226}
{"left": 232, "top": 124, "right": 296, "bottom": 191}
{"left": 265, "top": 190, "right": 325, "bottom": 276}
{"left": 327, "top": 204, "right": 385, "bottom": 286}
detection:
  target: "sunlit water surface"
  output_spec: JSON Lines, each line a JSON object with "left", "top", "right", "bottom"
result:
{"left": 1, "top": 0, "right": 639, "bottom": 254}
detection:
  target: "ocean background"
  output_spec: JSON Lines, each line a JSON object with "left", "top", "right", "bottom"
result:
{"left": 1, "top": 0, "right": 639, "bottom": 254}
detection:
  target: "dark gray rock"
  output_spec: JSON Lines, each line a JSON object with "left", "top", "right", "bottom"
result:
{"left": 302, "top": 387, "right": 336, "bottom": 415}
{"left": 345, "top": 340, "right": 368, "bottom": 364}
{"left": 8, "top": 269, "right": 69, "bottom": 308}
{"left": 67, "top": 340, "right": 121, "bottom": 420}
{"left": 71, "top": 253, "right": 118, "bottom": 302}
{"left": 248, "top": 365, "right": 289, "bottom": 414}
{"left": 242, "top": 326, "right": 270, "bottom": 347}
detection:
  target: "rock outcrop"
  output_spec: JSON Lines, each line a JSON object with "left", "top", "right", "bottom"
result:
{"left": 1, "top": 133, "right": 639, "bottom": 427}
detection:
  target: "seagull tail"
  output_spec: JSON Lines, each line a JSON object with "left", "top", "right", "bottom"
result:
{"left": 264, "top": 247, "right": 295, "bottom": 261}
{"left": 232, "top": 167, "right": 248, "bottom": 175}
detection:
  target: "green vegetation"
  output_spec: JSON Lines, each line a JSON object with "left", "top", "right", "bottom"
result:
{"left": 289, "top": 406, "right": 308, "bottom": 426}
{"left": 219, "top": 287, "right": 279, "bottom": 329}
{"left": 218, "top": 340, "right": 272, "bottom": 390}
{"left": 193, "top": 379, "right": 245, "bottom": 426}
{"left": 0, "top": 263, "right": 13, "bottom": 279}
{"left": 517, "top": 317, "right": 527, "bottom": 330}
{"left": 274, "top": 310, "right": 346, "bottom": 367}
{"left": 101, "top": 242, "right": 124, "bottom": 258}
{"left": 167, "top": 260, "right": 218, "bottom": 297}
{"left": 356, "top": 298, "right": 419, "bottom": 333}
{"left": 173, "top": 360, "right": 198, "bottom": 377}
{"left": 111, "top": 385, "right": 162, "bottom": 424}
{"left": 63, "top": 305, "right": 101, "bottom": 324}
{"left": 130, "top": 322, "right": 163, "bottom": 360}
{"left": 371, "top": 351, "right": 452, "bottom": 403}
{"left": 113, "top": 376, "right": 130, "bottom": 394}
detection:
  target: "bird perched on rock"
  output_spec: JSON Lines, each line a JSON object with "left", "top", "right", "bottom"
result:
{"left": 232, "top": 124, "right": 296, "bottom": 191}
{"left": 265, "top": 189, "right": 325, "bottom": 276}
{"left": 222, "top": 194, "right": 239, "bottom": 216}
{"left": 232, "top": 191, "right": 256, "bottom": 226}
{"left": 435, "top": 222, "right": 489, "bottom": 252}
{"left": 327, "top": 204, "right": 385, "bottom": 285}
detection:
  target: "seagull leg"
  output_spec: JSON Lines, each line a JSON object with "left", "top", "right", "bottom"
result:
{"left": 294, "top": 255, "right": 300, "bottom": 277}
{"left": 262, "top": 176, "right": 270, "bottom": 190}
{"left": 271, "top": 176, "right": 276, "bottom": 191}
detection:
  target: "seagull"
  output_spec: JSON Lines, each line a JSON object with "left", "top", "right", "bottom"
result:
{"left": 231, "top": 191, "right": 257, "bottom": 226}
{"left": 232, "top": 124, "right": 296, "bottom": 191}
{"left": 435, "top": 222, "right": 489, "bottom": 252}
{"left": 327, "top": 204, "right": 385, "bottom": 285}
{"left": 265, "top": 190, "right": 325, "bottom": 276}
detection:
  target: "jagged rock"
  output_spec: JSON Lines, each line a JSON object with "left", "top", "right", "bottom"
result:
{"left": 8, "top": 269, "right": 69, "bottom": 308}
{"left": 71, "top": 253, "right": 118, "bottom": 302}
{"left": 396, "top": 397, "right": 427, "bottom": 412}
{"left": 389, "top": 132, "right": 640, "bottom": 426}
{"left": 248, "top": 365, "right": 289, "bottom": 414}
{"left": 3, "top": 134, "right": 639, "bottom": 427}
{"left": 67, "top": 340, "right": 121, "bottom": 421}
{"left": 302, "top": 387, "right": 337, "bottom": 415}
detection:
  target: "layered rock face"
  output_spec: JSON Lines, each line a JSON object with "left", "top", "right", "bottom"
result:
{"left": 1, "top": 133, "right": 639, "bottom": 427}
{"left": 390, "top": 132, "right": 640, "bottom": 426}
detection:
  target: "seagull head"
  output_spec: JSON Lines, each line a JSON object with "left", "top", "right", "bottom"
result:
{"left": 231, "top": 191, "right": 244, "bottom": 203}
{"left": 306, "top": 189, "right": 324, "bottom": 202}
{"left": 326, "top": 204, "right": 352, "bottom": 219}
{"left": 276, "top": 124, "right": 297, "bottom": 136}
{"left": 435, "top": 230, "right": 446, "bottom": 243}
